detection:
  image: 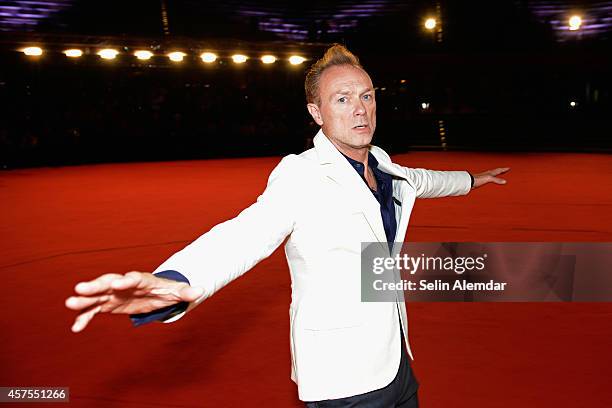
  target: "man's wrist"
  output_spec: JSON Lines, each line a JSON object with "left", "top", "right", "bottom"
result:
{"left": 129, "top": 270, "right": 191, "bottom": 326}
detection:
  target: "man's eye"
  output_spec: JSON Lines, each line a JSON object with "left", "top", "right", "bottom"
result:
{"left": 338, "top": 97, "right": 347, "bottom": 103}
{"left": 363, "top": 94, "right": 372, "bottom": 101}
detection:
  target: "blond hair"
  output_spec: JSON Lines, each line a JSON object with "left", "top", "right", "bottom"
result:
{"left": 304, "top": 44, "right": 364, "bottom": 105}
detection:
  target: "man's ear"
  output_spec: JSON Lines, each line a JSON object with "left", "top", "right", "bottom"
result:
{"left": 307, "top": 103, "right": 324, "bottom": 126}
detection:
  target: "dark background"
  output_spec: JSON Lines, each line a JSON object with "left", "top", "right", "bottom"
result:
{"left": 1, "top": 0, "right": 611, "bottom": 167}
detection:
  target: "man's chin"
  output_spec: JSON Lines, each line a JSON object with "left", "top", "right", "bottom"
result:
{"left": 323, "top": 128, "right": 374, "bottom": 151}
{"left": 351, "top": 129, "right": 374, "bottom": 146}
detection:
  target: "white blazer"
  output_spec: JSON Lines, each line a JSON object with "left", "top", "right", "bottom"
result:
{"left": 155, "top": 130, "right": 472, "bottom": 401}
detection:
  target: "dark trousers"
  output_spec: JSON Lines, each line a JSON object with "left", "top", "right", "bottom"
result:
{"left": 305, "top": 327, "right": 419, "bottom": 408}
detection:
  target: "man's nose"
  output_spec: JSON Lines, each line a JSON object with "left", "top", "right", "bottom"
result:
{"left": 353, "top": 100, "right": 366, "bottom": 115}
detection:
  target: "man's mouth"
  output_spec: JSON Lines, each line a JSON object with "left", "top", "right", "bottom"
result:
{"left": 353, "top": 124, "right": 369, "bottom": 129}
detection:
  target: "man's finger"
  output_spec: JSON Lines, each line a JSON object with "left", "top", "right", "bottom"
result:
{"left": 490, "top": 176, "right": 507, "bottom": 185}
{"left": 490, "top": 167, "right": 510, "bottom": 176}
{"left": 65, "top": 295, "right": 110, "bottom": 311}
{"left": 110, "top": 271, "right": 144, "bottom": 291}
{"left": 71, "top": 305, "right": 102, "bottom": 333}
{"left": 74, "top": 273, "right": 123, "bottom": 296}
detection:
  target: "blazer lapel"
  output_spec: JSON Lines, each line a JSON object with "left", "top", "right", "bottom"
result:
{"left": 314, "top": 131, "right": 388, "bottom": 247}
{"left": 372, "top": 153, "right": 414, "bottom": 253}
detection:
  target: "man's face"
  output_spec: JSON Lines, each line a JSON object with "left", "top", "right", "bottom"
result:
{"left": 307, "top": 64, "right": 376, "bottom": 154}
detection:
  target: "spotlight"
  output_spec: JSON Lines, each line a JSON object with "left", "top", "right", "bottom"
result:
{"left": 261, "top": 55, "right": 276, "bottom": 64}
{"left": 289, "top": 55, "right": 306, "bottom": 65}
{"left": 569, "top": 15, "right": 582, "bottom": 31}
{"left": 168, "top": 52, "right": 186, "bottom": 62}
{"left": 98, "top": 49, "right": 119, "bottom": 59}
{"left": 232, "top": 54, "right": 248, "bottom": 64}
{"left": 22, "top": 46, "right": 43, "bottom": 56}
{"left": 570, "top": 101, "right": 577, "bottom": 107}
{"left": 424, "top": 18, "right": 436, "bottom": 30}
{"left": 63, "top": 49, "right": 82, "bottom": 58}
{"left": 134, "top": 50, "right": 153, "bottom": 60}
{"left": 200, "top": 52, "right": 217, "bottom": 63}
{"left": 421, "top": 102, "right": 430, "bottom": 110}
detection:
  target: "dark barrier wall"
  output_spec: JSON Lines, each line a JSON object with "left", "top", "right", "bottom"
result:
{"left": 1, "top": 50, "right": 610, "bottom": 168}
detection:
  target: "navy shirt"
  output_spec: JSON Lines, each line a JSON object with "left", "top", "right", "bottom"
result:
{"left": 132, "top": 151, "right": 398, "bottom": 325}
{"left": 342, "top": 152, "right": 397, "bottom": 251}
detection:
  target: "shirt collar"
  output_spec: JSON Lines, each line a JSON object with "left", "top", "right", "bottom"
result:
{"left": 342, "top": 152, "right": 379, "bottom": 178}
{"left": 341, "top": 151, "right": 392, "bottom": 184}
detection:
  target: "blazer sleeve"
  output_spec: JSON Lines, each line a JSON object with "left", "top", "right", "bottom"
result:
{"left": 153, "top": 154, "right": 304, "bottom": 322}
{"left": 371, "top": 146, "right": 472, "bottom": 198}
{"left": 399, "top": 167, "right": 472, "bottom": 198}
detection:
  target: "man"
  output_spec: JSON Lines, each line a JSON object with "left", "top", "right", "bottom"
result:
{"left": 66, "top": 44, "right": 508, "bottom": 406}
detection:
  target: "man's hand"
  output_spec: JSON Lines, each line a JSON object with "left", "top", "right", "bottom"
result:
{"left": 472, "top": 167, "right": 510, "bottom": 189}
{"left": 65, "top": 271, "right": 204, "bottom": 333}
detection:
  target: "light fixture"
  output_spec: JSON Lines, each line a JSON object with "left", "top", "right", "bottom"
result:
{"left": 569, "top": 15, "right": 582, "bottom": 31}
{"left": 289, "top": 55, "right": 306, "bottom": 65}
{"left": 134, "top": 50, "right": 153, "bottom": 60}
{"left": 98, "top": 49, "right": 119, "bottom": 59}
{"left": 261, "top": 55, "right": 276, "bottom": 64}
{"left": 63, "top": 49, "right": 82, "bottom": 58}
{"left": 570, "top": 101, "right": 577, "bottom": 107}
{"left": 22, "top": 46, "right": 43, "bottom": 56}
{"left": 200, "top": 52, "right": 217, "bottom": 63}
{"left": 424, "top": 18, "right": 437, "bottom": 30}
{"left": 232, "top": 54, "right": 248, "bottom": 64}
{"left": 168, "top": 51, "right": 186, "bottom": 62}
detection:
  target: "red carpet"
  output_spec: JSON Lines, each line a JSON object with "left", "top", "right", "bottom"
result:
{"left": 1, "top": 152, "right": 611, "bottom": 407}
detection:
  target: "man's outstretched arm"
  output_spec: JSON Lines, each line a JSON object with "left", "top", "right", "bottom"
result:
{"left": 395, "top": 166, "right": 510, "bottom": 198}
{"left": 471, "top": 167, "right": 510, "bottom": 189}
{"left": 65, "top": 154, "right": 306, "bottom": 332}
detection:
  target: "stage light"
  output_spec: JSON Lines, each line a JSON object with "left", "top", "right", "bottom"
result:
{"left": 421, "top": 102, "right": 430, "bottom": 110}
{"left": 261, "top": 55, "right": 276, "bottom": 64}
{"left": 63, "top": 49, "right": 83, "bottom": 58}
{"left": 569, "top": 15, "right": 582, "bottom": 31}
{"left": 232, "top": 54, "right": 248, "bottom": 64}
{"left": 200, "top": 52, "right": 217, "bottom": 63}
{"left": 22, "top": 46, "right": 43, "bottom": 56}
{"left": 134, "top": 50, "right": 153, "bottom": 60}
{"left": 289, "top": 55, "right": 306, "bottom": 65}
{"left": 424, "top": 18, "right": 437, "bottom": 30}
{"left": 98, "top": 49, "right": 118, "bottom": 59}
{"left": 570, "top": 101, "right": 577, "bottom": 107}
{"left": 168, "top": 52, "right": 186, "bottom": 62}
